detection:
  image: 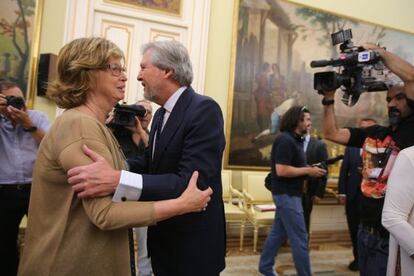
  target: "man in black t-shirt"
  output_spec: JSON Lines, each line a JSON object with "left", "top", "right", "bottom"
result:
{"left": 321, "top": 44, "right": 414, "bottom": 276}
{"left": 259, "top": 106, "right": 326, "bottom": 276}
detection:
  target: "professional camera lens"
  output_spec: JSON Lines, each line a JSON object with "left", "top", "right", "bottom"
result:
{"left": 112, "top": 104, "right": 146, "bottom": 127}
{"left": 6, "top": 96, "right": 25, "bottom": 109}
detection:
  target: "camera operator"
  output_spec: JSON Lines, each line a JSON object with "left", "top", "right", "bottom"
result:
{"left": 108, "top": 99, "right": 153, "bottom": 276}
{"left": 0, "top": 80, "right": 50, "bottom": 275}
{"left": 321, "top": 44, "right": 414, "bottom": 276}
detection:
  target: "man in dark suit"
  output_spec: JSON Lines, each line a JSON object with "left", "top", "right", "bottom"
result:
{"left": 338, "top": 118, "right": 376, "bottom": 271}
{"left": 302, "top": 127, "right": 328, "bottom": 235}
{"left": 67, "top": 40, "right": 226, "bottom": 276}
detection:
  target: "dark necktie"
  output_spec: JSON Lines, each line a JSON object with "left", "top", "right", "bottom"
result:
{"left": 155, "top": 107, "right": 166, "bottom": 142}
{"left": 128, "top": 228, "right": 136, "bottom": 276}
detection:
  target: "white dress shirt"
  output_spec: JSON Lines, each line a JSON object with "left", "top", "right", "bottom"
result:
{"left": 113, "top": 87, "right": 187, "bottom": 202}
{"left": 303, "top": 133, "right": 310, "bottom": 153}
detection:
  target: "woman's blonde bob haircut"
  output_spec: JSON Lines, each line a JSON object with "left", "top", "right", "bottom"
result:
{"left": 47, "top": 37, "right": 124, "bottom": 109}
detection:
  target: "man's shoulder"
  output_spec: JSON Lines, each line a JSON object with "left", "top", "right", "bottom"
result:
{"left": 186, "top": 90, "right": 221, "bottom": 114}
{"left": 311, "top": 137, "right": 326, "bottom": 147}
{"left": 274, "top": 132, "right": 295, "bottom": 144}
{"left": 189, "top": 89, "right": 217, "bottom": 105}
{"left": 28, "top": 109, "right": 48, "bottom": 119}
{"left": 399, "top": 146, "right": 414, "bottom": 165}
{"left": 350, "top": 124, "right": 389, "bottom": 142}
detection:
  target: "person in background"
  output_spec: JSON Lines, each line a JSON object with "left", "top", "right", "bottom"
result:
{"left": 109, "top": 99, "right": 154, "bottom": 276}
{"left": 382, "top": 145, "right": 414, "bottom": 276}
{"left": 0, "top": 80, "right": 50, "bottom": 276}
{"left": 321, "top": 43, "right": 414, "bottom": 276}
{"left": 17, "top": 37, "right": 211, "bottom": 276}
{"left": 337, "top": 118, "right": 377, "bottom": 271}
{"left": 109, "top": 99, "right": 152, "bottom": 158}
{"left": 259, "top": 106, "right": 326, "bottom": 276}
{"left": 302, "top": 120, "right": 328, "bottom": 236}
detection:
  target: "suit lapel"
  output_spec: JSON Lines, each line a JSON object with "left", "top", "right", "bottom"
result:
{"left": 152, "top": 87, "right": 194, "bottom": 170}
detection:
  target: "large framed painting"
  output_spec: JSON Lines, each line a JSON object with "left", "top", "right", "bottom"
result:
{"left": 0, "top": 0, "right": 44, "bottom": 108}
{"left": 224, "top": 0, "right": 414, "bottom": 170}
{"left": 106, "top": 0, "right": 182, "bottom": 16}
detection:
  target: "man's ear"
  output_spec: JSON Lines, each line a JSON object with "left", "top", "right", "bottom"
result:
{"left": 407, "top": 97, "right": 414, "bottom": 112}
{"left": 164, "top": 68, "right": 174, "bottom": 79}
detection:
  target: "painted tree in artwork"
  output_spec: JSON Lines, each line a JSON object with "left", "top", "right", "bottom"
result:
{"left": 293, "top": 7, "right": 387, "bottom": 57}
{"left": 0, "top": 0, "right": 36, "bottom": 93}
{"left": 293, "top": 7, "right": 358, "bottom": 57}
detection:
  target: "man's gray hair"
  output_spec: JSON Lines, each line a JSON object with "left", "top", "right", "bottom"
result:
{"left": 141, "top": 40, "right": 193, "bottom": 86}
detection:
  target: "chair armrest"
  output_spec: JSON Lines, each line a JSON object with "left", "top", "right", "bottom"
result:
{"left": 230, "top": 186, "right": 243, "bottom": 198}
{"left": 230, "top": 187, "right": 244, "bottom": 210}
{"left": 242, "top": 190, "right": 254, "bottom": 202}
{"left": 325, "top": 187, "right": 337, "bottom": 197}
{"left": 242, "top": 190, "right": 256, "bottom": 215}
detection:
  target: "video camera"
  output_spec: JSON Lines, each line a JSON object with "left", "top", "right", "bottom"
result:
{"left": 5, "top": 96, "right": 25, "bottom": 109}
{"left": 311, "top": 29, "right": 388, "bottom": 106}
{"left": 111, "top": 103, "right": 147, "bottom": 127}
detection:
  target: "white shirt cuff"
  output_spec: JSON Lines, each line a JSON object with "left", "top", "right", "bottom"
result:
{"left": 112, "top": 170, "right": 143, "bottom": 202}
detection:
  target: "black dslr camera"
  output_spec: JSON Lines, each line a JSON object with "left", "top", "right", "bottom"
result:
{"left": 111, "top": 104, "right": 147, "bottom": 127}
{"left": 311, "top": 29, "right": 388, "bottom": 106}
{"left": 312, "top": 155, "right": 344, "bottom": 170}
{"left": 5, "top": 96, "right": 25, "bottom": 109}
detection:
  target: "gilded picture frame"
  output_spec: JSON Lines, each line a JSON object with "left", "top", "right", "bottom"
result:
{"left": 224, "top": 0, "right": 414, "bottom": 170}
{"left": 0, "top": 0, "right": 44, "bottom": 108}
{"left": 106, "top": 0, "right": 182, "bottom": 16}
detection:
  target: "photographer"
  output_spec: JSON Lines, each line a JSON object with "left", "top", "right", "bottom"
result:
{"left": 259, "top": 106, "right": 326, "bottom": 276}
{"left": 109, "top": 99, "right": 153, "bottom": 157}
{"left": 321, "top": 44, "right": 414, "bottom": 276}
{"left": 0, "top": 80, "right": 50, "bottom": 275}
{"left": 108, "top": 99, "right": 153, "bottom": 276}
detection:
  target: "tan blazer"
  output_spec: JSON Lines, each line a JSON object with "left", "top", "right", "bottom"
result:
{"left": 18, "top": 109, "right": 155, "bottom": 276}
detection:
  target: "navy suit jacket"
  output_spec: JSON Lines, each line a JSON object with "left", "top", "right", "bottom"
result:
{"left": 338, "top": 147, "right": 362, "bottom": 202}
{"left": 128, "top": 87, "right": 226, "bottom": 275}
{"left": 305, "top": 137, "right": 328, "bottom": 198}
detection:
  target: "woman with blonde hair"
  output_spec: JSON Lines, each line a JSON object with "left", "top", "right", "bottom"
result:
{"left": 18, "top": 37, "right": 211, "bottom": 276}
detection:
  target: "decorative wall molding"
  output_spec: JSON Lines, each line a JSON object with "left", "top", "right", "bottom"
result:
{"left": 62, "top": 0, "right": 211, "bottom": 105}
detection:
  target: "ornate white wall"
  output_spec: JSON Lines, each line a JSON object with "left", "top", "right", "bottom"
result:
{"left": 63, "top": 0, "right": 211, "bottom": 104}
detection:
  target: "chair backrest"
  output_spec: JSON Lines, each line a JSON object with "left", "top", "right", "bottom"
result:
{"left": 241, "top": 171, "right": 273, "bottom": 203}
{"left": 221, "top": 169, "right": 232, "bottom": 202}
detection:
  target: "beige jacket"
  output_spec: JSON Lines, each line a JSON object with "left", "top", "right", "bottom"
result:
{"left": 18, "top": 109, "right": 155, "bottom": 276}
{"left": 382, "top": 146, "right": 414, "bottom": 276}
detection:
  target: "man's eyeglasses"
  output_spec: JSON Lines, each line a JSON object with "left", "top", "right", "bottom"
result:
{"left": 105, "top": 63, "right": 126, "bottom": 77}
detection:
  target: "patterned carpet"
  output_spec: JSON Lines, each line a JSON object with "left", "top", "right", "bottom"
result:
{"left": 223, "top": 248, "right": 358, "bottom": 276}
{"left": 222, "top": 231, "right": 359, "bottom": 276}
